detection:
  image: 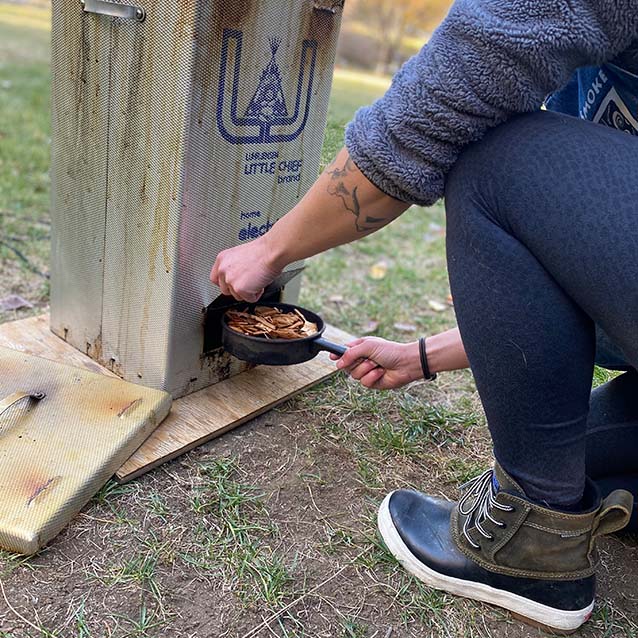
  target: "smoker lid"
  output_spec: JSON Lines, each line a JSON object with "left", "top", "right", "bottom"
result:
{"left": 0, "top": 346, "right": 171, "bottom": 554}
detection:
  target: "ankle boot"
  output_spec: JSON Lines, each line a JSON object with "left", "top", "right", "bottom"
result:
{"left": 378, "top": 463, "right": 633, "bottom": 634}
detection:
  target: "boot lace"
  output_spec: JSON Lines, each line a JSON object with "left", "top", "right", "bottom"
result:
{"left": 458, "top": 469, "right": 514, "bottom": 550}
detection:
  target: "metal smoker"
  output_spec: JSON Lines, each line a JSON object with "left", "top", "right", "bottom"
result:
{"left": 49, "top": 0, "right": 344, "bottom": 398}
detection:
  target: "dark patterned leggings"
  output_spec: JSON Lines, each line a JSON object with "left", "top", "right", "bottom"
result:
{"left": 445, "top": 111, "right": 638, "bottom": 527}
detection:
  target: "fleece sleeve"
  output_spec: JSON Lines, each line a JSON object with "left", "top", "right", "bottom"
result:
{"left": 344, "top": 0, "right": 638, "bottom": 205}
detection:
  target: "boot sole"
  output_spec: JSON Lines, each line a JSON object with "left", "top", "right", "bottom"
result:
{"left": 377, "top": 492, "right": 593, "bottom": 634}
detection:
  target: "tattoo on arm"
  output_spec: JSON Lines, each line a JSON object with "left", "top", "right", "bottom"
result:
{"left": 326, "top": 157, "right": 389, "bottom": 233}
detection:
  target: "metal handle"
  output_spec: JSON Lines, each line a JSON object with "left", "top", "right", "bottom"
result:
{"left": 313, "top": 337, "right": 347, "bottom": 357}
{"left": 0, "top": 392, "right": 45, "bottom": 420}
{"left": 81, "top": 0, "right": 146, "bottom": 22}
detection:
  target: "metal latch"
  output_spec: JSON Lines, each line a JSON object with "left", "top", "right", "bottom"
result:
{"left": 0, "top": 392, "right": 45, "bottom": 420}
{"left": 81, "top": 0, "right": 146, "bottom": 22}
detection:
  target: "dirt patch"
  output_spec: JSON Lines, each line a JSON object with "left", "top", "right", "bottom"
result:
{"left": 0, "top": 397, "right": 635, "bottom": 637}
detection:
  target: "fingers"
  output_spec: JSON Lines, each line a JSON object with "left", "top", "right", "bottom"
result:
{"left": 331, "top": 338, "right": 366, "bottom": 361}
{"left": 360, "top": 367, "right": 386, "bottom": 389}
{"left": 335, "top": 341, "right": 374, "bottom": 369}
{"left": 210, "top": 259, "right": 219, "bottom": 285}
{"left": 349, "top": 358, "right": 379, "bottom": 380}
{"left": 243, "top": 288, "right": 264, "bottom": 303}
{"left": 217, "top": 272, "right": 231, "bottom": 297}
{"left": 214, "top": 268, "right": 263, "bottom": 302}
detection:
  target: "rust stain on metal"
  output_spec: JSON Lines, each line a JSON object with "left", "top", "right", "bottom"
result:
{"left": 86, "top": 331, "right": 103, "bottom": 361}
{"left": 214, "top": 0, "right": 258, "bottom": 31}
{"left": 306, "top": 1, "right": 341, "bottom": 54}
{"left": 27, "top": 476, "right": 62, "bottom": 508}
{"left": 106, "top": 2, "right": 199, "bottom": 353}
{"left": 87, "top": 332, "right": 124, "bottom": 375}
{"left": 117, "top": 397, "right": 143, "bottom": 418}
{"left": 312, "top": 0, "right": 345, "bottom": 13}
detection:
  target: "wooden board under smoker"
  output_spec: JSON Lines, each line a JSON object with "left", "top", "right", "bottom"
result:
{"left": 0, "top": 315, "right": 352, "bottom": 483}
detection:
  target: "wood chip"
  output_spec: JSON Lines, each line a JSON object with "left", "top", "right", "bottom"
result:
{"left": 226, "top": 306, "right": 318, "bottom": 340}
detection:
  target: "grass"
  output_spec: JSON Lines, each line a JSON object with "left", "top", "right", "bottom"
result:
{"left": 188, "top": 458, "right": 293, "bottom": 607}
{"left": 0, "top": 2, "right": 51, "bottom": 316}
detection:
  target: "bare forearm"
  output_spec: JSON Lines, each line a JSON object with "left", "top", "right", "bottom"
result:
{"left": 397, "top": 328, "right": 470, "bottom": 384}
{"left": 425, "top": 328, "right": 470, "bottom": 374}
{"left": 336, "top": 328, "right": 470, "bottom": 391}
{"left": 265, "top": 147, "right": 409, "bottom": 270}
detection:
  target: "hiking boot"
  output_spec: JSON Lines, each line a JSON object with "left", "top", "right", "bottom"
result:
{"left": 377, "top": 464, "right": 633, "bottom": 634}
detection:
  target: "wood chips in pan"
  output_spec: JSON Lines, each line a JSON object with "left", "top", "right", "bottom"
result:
{"left": 226, "top": 306, "right": 318, "bottom": 340}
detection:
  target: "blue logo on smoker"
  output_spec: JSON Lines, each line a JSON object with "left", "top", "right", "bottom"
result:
{"left": 238, "top": 219, "right": 274, "bottom": 241}
{"left": 217, "top": 30, "right": 318, "bottom": 145}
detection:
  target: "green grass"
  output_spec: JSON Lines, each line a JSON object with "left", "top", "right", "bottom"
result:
{"left": 91, "top": 479, "right": 139, "bottom": 524}
{"left": 187, "top": 457, "right": 293, "bottom": 607}
{"left": 321, "top": 69, "right": 390, "bottom": 174}
{"left": 0, "top": 3, "right": 51, "bottom": 312}
{"left": 590, "top": 600, "right": 638, "bottom": 638}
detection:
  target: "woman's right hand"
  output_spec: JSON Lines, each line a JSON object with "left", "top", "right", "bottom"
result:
{"left": 331, "top": 337, "right": 423, "bottom": 390}
{"left": 210, "top": 235, "right": 282, "bottom": 302}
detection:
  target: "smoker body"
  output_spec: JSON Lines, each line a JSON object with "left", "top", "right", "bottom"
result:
{"left": 50, "top": 0, "right": 344, "bottom": 398}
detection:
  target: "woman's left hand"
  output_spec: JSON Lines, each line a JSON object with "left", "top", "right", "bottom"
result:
{"left": 330, "top": 337, "right": 423, "bottom": 390}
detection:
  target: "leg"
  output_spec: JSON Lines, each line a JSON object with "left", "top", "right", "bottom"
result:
{"left": 587, "top": 371, "right": 638, "bottom": 530}
{"left": 376, "top": 112, "right": 635, "bottom": 634}
{"left": 445, "top": 111, "right": 638, "bottom": 508}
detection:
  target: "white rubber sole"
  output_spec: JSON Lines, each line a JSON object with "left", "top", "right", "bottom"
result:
{"left": 377, "top": 493, "right": 594, "bottom": 633}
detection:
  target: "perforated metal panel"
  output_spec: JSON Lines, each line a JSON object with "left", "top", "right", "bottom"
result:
{"left": 50, "top": 0, "right": 344, "bottom": 398}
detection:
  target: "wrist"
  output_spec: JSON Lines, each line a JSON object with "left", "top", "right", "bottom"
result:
{"left": 423, "top": 334, "right": 447, "bottom": 375}
{"left": 261, "top": 227, "right": 289, "bottom": 272}
{"left": 403, "top": 341, "right": 425, "bottom": 382}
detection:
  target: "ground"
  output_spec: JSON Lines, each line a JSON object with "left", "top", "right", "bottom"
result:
{"left": 1, "top": 4, "right": 637, "bottom": 638}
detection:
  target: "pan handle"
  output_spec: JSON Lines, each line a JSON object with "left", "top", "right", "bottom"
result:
{"left": 313, "top": 337, "right": 348, "bottom": 358}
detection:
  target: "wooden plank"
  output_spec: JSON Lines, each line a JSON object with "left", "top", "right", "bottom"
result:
{"left": 0, "top": 315, "right": 117, "bottom": 377}
{"left": 0, "top": 315, "right": 353, "bottom": 483}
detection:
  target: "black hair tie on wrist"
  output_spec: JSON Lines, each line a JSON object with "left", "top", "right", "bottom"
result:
{"left": 419, "top": 337, "right": 437, "bottom": 381}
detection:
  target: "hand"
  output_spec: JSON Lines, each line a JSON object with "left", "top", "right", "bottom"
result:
{"left": 330, "top": 337, "right": 423, "bottom": 390}
{"left": 211, "top": 236, "right": 282, "bottom": 302}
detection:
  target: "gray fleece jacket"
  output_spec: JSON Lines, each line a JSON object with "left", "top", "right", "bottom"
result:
{"left": 345, "top": 0, "right": 638, "bottom": 206}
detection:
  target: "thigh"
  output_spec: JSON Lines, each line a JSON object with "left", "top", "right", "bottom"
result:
{"left": 448, "top": 111, "right": 638, "bottom": 367}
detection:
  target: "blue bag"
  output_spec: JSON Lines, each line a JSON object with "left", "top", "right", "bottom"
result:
{"left": 547, "top": 63, "right": 638, "bottom": 135}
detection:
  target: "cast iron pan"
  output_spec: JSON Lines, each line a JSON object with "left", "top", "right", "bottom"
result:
{"left": 222, "top": 302, "right": 347, "bottom": 365}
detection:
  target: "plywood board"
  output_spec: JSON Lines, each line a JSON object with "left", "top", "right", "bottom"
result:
{"left": 0, "top": 315, "right": 117, "bottom": 377}
{"left": 0, "top": 315, "right": 352, "bottom": 483}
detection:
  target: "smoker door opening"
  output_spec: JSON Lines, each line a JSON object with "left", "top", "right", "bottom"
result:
{"left": 203, "top": 289, "right": 283, "bottom": 355}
